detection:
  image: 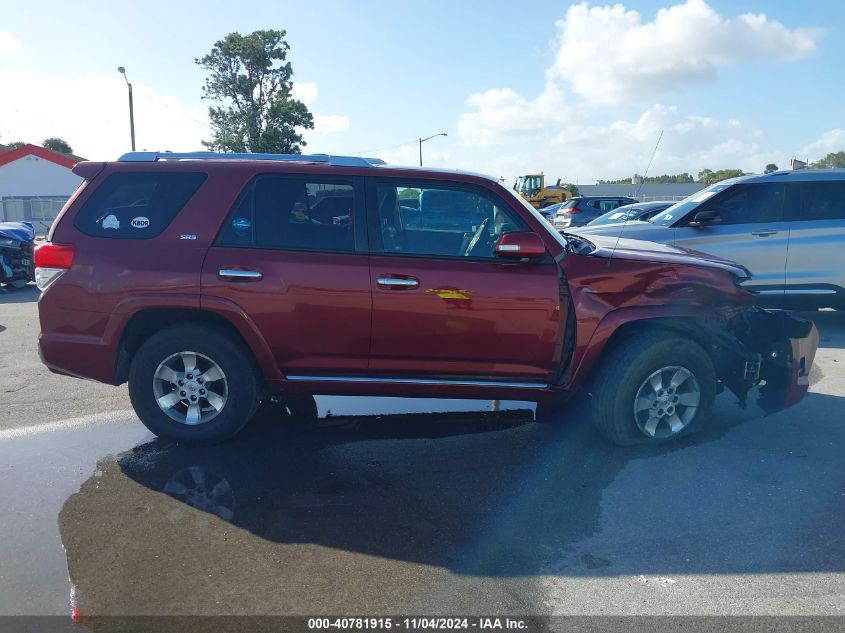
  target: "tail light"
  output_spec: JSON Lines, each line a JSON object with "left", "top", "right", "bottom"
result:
{"left": 34, "top": 242, "right": 75, "bottom": 290}
{"left": 568, "top": 205, "right": 582, "bottom": 214}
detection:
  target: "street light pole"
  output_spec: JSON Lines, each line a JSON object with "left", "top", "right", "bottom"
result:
{"left": 117, "top": 66, "right": 136, "bottom": 151}
{"left": 418, "top": 132, "right": 447, "bottom": 166}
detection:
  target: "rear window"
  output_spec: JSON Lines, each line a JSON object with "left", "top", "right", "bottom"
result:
{"left": 73, "top": 172, "right": 207, "bottom": 238}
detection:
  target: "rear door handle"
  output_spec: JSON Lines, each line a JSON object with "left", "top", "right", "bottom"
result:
{"left": 377, "top": 276, "right": 419, "bottom": 289}
{"left": 219, "top": 268, "right": 263, "bottom": 281}
{"left": 751, "top": 229, "right": 779, "bottom": 236}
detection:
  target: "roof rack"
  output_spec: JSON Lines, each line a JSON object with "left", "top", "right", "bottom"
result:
{"left": 117, "top": 151, "right": 386, "bottom": 167}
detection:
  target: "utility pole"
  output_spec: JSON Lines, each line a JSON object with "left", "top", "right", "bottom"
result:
{"left": 117, "top": 66, "right": 136, "bottom": 151}
{"left": 418, "top": 132, "right": 447, "bottom": 166}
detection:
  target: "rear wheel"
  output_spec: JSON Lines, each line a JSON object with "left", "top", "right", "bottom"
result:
{"left": 128, "top": 324, "right": 260, "bottom": 444}
{"left": 590, "top": 333, "right": 716, "bottom": 445}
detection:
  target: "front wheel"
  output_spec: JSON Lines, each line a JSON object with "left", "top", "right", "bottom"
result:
{"left": 128, "top": 324, "right": 260, "bottom": 444}
{"left": 590, "top": 333, "right": 716, "bottom": 445}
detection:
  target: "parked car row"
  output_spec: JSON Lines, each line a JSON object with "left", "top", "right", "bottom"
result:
{"left": 569, "top": 170, "right": 845, "bottom": 310}
{"left": 35, "top": 152, "right": 817, "bottom": 447}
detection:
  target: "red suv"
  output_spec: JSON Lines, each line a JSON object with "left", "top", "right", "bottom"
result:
{"left": 35, "top": 152, "right": 818, "bottom": 445}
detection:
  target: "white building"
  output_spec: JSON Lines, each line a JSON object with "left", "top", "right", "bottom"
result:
{"left": 0, "top": 144, "right": 84, "bottom": 230}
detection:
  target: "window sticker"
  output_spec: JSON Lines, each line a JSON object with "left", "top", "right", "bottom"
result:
{"left": 608, "top": 212, "right": 625, "bottom": 220}
{"left": 232, "top": 217, "right": 251, "bottom": 230}
{"left": 131, "top": 216, "right": 150, "bottom": 229}
{"left": 101, "top": 215, "right": 120, "bottom": 229}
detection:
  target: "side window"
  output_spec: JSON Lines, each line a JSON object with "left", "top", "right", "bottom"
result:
{"left": 691, "top": 183, "right": 785, "bottom": 225}
{"left": 599, "top": 200, "right": 621, "bottom": 212}
{"left": 798, "top": 182, "right": 845, "bottom": 221}
{"left": 73, "top": 172, "right": 207, "bottom": 238}
{"left": 375, "top": 182, "right": 528, "bottom": 259}
{"left": 217, "top": 177, "right": 356, "bottom": 253}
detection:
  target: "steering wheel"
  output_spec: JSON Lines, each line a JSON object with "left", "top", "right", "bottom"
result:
{"left": 463, "top": 218, "right": 490, "bottom": 257}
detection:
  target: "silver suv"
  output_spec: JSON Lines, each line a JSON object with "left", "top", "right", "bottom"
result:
{"left": 570, "top": 169, "right": 845, "bottom": 309}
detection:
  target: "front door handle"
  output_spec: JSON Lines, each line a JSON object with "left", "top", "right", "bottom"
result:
{"left": 751, "top": 229, "right": 779, "bottom": 237}
{"left": 219, "top": 268, "right": 263, "bottom": 281}
{"left": 377, "top": 276, "right": 419, "bottom": 289}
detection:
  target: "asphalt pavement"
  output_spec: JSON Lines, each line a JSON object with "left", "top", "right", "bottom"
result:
{"left": 0, "top": 284, "right": 844, "bottom": 622}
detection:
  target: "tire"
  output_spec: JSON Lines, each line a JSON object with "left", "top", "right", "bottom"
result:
{"left": 128, "top": 324, "right": 261, "bottom": 444}
{"left": 590, "top": 332, "right": 715, "bottom": 445}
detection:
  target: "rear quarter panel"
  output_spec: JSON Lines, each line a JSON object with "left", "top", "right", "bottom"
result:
{"left": 39, "top": 164, "right": 252, "bottom": 382}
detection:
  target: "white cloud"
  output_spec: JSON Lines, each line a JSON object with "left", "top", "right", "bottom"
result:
{"left": 455, "top": 0, "right": 821, "bottom": 182}
{"left": 0, "top": 31, "right": 22, "bottom": 56}
{"left": 458, "top": 101, "right": 775, "bottom": 184}
{"left": 364, "top": 142, "right": 451, "bottom": 168}
{"left": 0, "top": 72, "right": 209, "bottom": 159}
{"left": 546, "top": 104, "right": 768, "bottom": 182}
{"left": 457, "top": 84, "right": 571, "bottom": 148}
{"left": 800, "top": 129, "right": 845, "bottom": 160}
{"left": 0, "top": 73, "right": 352, "bottom": 158}
{"left": 312, "top": 113, "right": 349, "bottom": 134}
{"left": 291, "top": 81, "right": 349, "bottom": 142}
{"left": 291, "top": 82, "right": 318, "bottom": 105}
{"left": 551, "top": 0, "right": 821, "bottom": 104}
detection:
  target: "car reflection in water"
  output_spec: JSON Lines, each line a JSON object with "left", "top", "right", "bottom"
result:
{"left": 57, "top": 384, "right": 845, "bottom": 620}
{"left": 60, "top": 402, "right": 585, "bottom": 617}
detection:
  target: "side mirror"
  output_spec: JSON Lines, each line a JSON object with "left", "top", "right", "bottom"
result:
{"left": 689, "top": 209, "right": 721, "bottom": 227}
{"left": 494, "top": 231, "right": 546, "bottom": 260}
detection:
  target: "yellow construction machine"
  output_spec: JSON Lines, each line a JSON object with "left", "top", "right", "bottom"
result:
{"left": 513, "top": 174, "right": 574, "bottom": 208}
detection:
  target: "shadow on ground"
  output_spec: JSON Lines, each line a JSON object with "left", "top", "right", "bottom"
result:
{"left": 57, "top": 385, "right": 845, "bottom": 615}
{"left": 0, "top": 284, "right": 38, "bottom": 305}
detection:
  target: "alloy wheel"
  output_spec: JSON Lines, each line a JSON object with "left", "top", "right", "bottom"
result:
{"left": 633, "top": 365, "right": 701, "bottom": 439}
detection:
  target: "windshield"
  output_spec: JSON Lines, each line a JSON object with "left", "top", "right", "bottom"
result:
{"left": 649, "top": 182, "right": 735, "bottom": 225}
{"left": 514, "top": 176, "right": 542, "bottom": 197}
{"left": 589, "top": 206, "right": 644, "bottom": 226}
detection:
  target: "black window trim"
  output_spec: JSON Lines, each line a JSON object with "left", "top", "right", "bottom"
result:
{"left": 213, "top": 173, "right": 368, "bottom": 255}
{"left": 364, "top": 176, "right": 552, "bottom": 264}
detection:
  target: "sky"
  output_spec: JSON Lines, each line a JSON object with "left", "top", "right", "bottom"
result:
{"left": 1, "top": 0, "right": 843, "bottom": 183}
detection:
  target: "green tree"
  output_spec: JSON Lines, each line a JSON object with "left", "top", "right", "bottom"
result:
{"left": 764, "top": 163, "right": 779, "bottom": 174}
{"left": 811, "top": 151, "right": 845, "bottom": 169}
{"left": 196, "top": 29, "right": 314, "bottom": 153}
{"left": 560, "top": 182, "right": 580, "bottom": 196}
{"left": 697, "top": 168, "right": 743, "bottom": 185}
{"left": 5, "top": 141, "right": 26, "bottom": 150}
{"left": 697, "top": 169, "right": 714, "bottom": 184}
{"left": 43, "top": 137, "right": 73, "bottom": 154}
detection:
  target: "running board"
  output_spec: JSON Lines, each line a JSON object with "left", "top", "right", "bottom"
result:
{"left": 285, "top": 375, "right": 549, "bottom": 389}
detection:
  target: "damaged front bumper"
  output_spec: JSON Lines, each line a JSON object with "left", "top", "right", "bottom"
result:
{"left": 718, "top": 307, "right": 819, "bottom": 413}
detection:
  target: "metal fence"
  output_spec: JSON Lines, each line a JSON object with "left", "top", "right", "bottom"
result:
{"left": 0, "top": 196, "right": 68, "bottom": 234}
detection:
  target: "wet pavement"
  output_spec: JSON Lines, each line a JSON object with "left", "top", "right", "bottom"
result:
{"left": 1, "top": 288, "right": 844, "bottom": 619}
